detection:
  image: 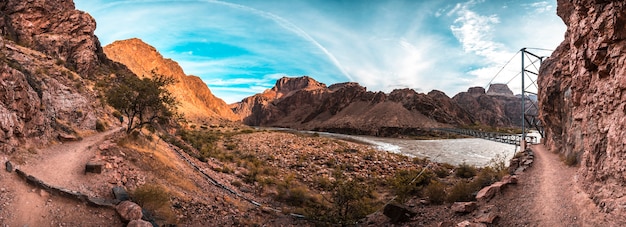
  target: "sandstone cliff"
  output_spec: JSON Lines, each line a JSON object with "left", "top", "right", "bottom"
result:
{"left": 103, "top": 38, "right": 238, "bottom": 122}
{"left": 0, "top": 0, "right": 128, "bottom": 152}
{"left": 539, "top": 0, "right": 626, "bottom": 220}
{"left": 231, "top": 76, "right": 475, "bottom": 136}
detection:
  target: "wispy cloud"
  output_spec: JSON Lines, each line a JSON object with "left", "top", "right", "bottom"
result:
{"left": 75, "top": 0, "right": 565, "bottom": 102}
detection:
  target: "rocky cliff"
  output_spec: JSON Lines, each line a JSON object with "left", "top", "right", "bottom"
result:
{"left": 103, "top": 38, "right": 238, "bottom": 122}
{"left": 231, "top": 76, "right": 475, "bottom": 136}
{"left": 452, "top": 84, "right": 525, "bottom": 127}
{"left": 0, "top": 0, "right": 128, "bottom": 152}
{"left": 539, "top": 0, "right": 626, "bottom": 220}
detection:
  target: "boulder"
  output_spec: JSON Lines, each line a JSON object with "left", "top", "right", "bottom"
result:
{"left": 85, "top": 162, "right": 104, "bottom": 174}
{"left": 476, "top": 182, "right": 506, "bottom": 202}
{"left": 58, "top": 133, "right": 82, "bottom": 142}
{"left": 5, "top": 161, "right": 13, "bottom": 172}
{"left": 127, "top": 219, "right": 153, "bottom": 227}
{"left": 116, "top": 201, "right": 143, "bottom": 221}
{"left": 112, "top": 186, "right": 130, "bottom": 201}
{"left": 474, "top": 212, "right": 499, "bottom": 224}
{"left": 383, "top": 203, "right": 416, "bottom": 224}
{"left": 502, "top": 175, "right": 518, "bottom": 184}
{"left": 451, "top": 202, "right": 477, "bottom": 213}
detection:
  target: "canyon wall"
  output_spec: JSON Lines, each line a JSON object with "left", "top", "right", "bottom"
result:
{"left": 539, "top": 0, "right": 626, "bottom": 218}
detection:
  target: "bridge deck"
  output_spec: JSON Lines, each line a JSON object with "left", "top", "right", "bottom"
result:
{"left": 432, "top": 128, "right": 537, "bottom": 145}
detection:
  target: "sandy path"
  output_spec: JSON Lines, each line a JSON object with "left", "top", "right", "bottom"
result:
{"left": 496, "top": 144, "right": 610, "bottom": 226}
{"left": 3, "top": 127, "right": 123, "bottom": 226}
{"left": 529, "top": 144, "right": 581, "bottom": 226}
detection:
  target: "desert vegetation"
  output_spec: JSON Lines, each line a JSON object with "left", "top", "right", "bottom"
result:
{"left": 162, "top": 126, "right": 510, "bottom": 225}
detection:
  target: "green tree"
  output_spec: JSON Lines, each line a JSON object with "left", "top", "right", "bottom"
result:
{"left": 106, "top": 72, "right": 177, "bottom": 133}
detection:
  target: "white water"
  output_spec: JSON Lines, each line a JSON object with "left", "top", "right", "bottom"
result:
{"left": 263, "top": 128, "right": 527, "bottom": 167}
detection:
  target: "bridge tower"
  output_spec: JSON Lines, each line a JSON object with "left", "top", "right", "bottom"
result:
{"left": 520, "top": 48, "right": 544, "bottom": 141}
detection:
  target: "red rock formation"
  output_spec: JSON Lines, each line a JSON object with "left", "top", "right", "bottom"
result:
{"left": 0, "top": 0, "right": 126, "bottom": 152}
{"left": 232, "top": 76, "right": 474, "bottom": 136}
{"left": 0, "top": 0, "right": 110, "bottom": 76}
{"left": 539, "top": 0, "right": 626, "bottom": 221}
{"left": 452, "top": 84, "right": 523, "bottom": 127}
{"left": 104, "top": 38, "right": 238, "bottom": 122}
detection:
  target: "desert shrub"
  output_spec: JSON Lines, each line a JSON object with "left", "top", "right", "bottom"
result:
{"left": 424, "top": 180, "right": 446, "bottom": 205}
{"left": 433, "top": 166, "right": 451, "bottom": 178}
{"left": 472, "top": 167, "right": 501, "bottom": 189}
{"left": 564, "top": 153, "right": 578, "bottom": 166}
{"left": 389, "top": 168, "right": 434, "bottom": 203}
{"left": 455, "top": 162, "right": 477, "bottom": 179}
{"left": 446, "top": 180, "right": 476, "bottom": 203}
{"left": 231, "top": 180, "right": 243, "bottom": 188}
{"left": 95, "top": 119, "right": 107, "bottom": 132}
{"left": 132, "top": 184, "right": 175, "bottom": 223}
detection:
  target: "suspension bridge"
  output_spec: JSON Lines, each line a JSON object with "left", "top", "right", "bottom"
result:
{"left": 440, "top": 48, "right": 550, "bottom": 145}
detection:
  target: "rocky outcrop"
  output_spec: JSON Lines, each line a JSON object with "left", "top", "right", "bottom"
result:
{"left": 0, "top": 0, "right": 112, "bottom": 76}
{"left": 231, "top": 76, "right": 475, "bottom": 136}
{"left": 538, "top": 0, "right": 626, "bottom": 220}
{"left": 104, "top": 38, "right": 238, "bottom": 122}
{"left": 453, "top": 84, "right": 525, "bottom": 127}
{"left": 0, "top": 0, "right": 128, "bottom": 152}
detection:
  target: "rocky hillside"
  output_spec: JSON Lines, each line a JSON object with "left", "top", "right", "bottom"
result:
{"left": 232, "top": 76, "right": 529, "bottom": 135}
{"left": 539, "top": 0, "right": 626, "bottom": 220}
{"left": 231, "top": 76, "right": 476, "bottom": 136}
{"left": 452, "top": 85, "right": 526, "bottom": 127}
{"left": 0, "top": 0, "right": 129, "bottom": 152}
{"left": 104, "top": 39, "right": 238, "bottom": 122}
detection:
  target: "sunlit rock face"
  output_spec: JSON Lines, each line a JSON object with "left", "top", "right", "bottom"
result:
{"left": 104, "top": 38, "right": 238, "bottom": 122}
{"left": 539, "top": 0, "right": 626, "bottom": 220}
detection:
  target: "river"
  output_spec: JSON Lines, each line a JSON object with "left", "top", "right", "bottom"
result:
{"left": 266, "top": 128, "right": 524, "bottom": 167}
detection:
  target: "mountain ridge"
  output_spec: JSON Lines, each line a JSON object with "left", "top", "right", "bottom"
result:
{"left": 103, "top": 38, "right": 238, "bottom": 122}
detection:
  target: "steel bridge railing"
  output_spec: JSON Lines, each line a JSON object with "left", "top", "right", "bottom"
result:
{"left": 432, "top": 128, "right": 537, "bottom": 145}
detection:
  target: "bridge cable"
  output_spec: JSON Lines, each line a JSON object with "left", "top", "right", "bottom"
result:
{"left": 485, "top": 50, "right": 521, "bottom": 88}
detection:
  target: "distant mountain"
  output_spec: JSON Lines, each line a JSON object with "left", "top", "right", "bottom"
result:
{"left": 232, "top": 77, "right": 530, "bottom": 135}
{"left": 231, "top": 76, "right": 475, "bottom": 136}
{"left": 104, "top": 38, "right": 238, "bottom": 122}
{"left": 452, "top": 85, "right": 526, "bottom": 127}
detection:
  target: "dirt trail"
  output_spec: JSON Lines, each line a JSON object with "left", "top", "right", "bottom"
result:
{"left": 529, "top": 144, "right": 581, "bottom": 225}
{"left": 2, "top": 127, "right": 123, "bottom": 226}
{"left": 496, "top": 144, "right": 610, "bottom": 226}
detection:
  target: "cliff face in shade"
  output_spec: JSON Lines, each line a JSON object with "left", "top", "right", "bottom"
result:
{"left": 539, "top": 0, "right": 626, "bottom": 220}
{"left": 231, "top": 76, "right": 475, "bottom": 136}
{"left": 452, "top": 84, "right": 525, "bottom": 127}
{"left": 104, "top": 38, "right": 238, "bottom": 122}
{"left": 0, "top": 0, "right": 130, "bottom": 152}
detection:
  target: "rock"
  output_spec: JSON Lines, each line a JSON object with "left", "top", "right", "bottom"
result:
{"left": 127, "top": 219, "right": 153, "bottom": 227}
{"left": 451, "top": 202, "right": 477, "bottom": 213}
{"left": 104, "top": 38, "right": 238, "bottom": 122}
{"left": 486, "top": 84, "right": 514, "bottom": 96}
{"left": 5, "top": 161, "right": 12, "bottom": 172}
{"left": 456, "top": 221, "right": 486, "bottom": 227}
{"left": 502, "top": 175, "right": 518, "bottom": 184}
{"left": 112, "top": 186, "right": 130, "bottom": 201}
{"left": 58, "top": 133, "right": 82, "bottom": 142}
{"left": 438, "top": 221, "right": 455, "bottom": 227}
{"left": 539, "top": 0, "right": 626, "bottom": 221}
{"left": 474, "top": 212, "right": 499, "bottom": 224}
{"left": 476, "top": 182, "right": 506, "bottom": 202}
{"left": 84, "top": 162, "right": 103, "bottom": 174}
{"left": 383, "top": 203, "right": 416, "bottom": 224}
{"left": 116, "top": 201, "right": 143, "bottom": 221}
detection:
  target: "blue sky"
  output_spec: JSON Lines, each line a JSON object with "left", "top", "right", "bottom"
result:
{"left": 75, "top": 0, "right": 566, "bottom": 104}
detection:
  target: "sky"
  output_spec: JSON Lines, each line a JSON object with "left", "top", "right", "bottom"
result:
{"left": 74, "top": 0, "right": 566, "bottom": 104}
